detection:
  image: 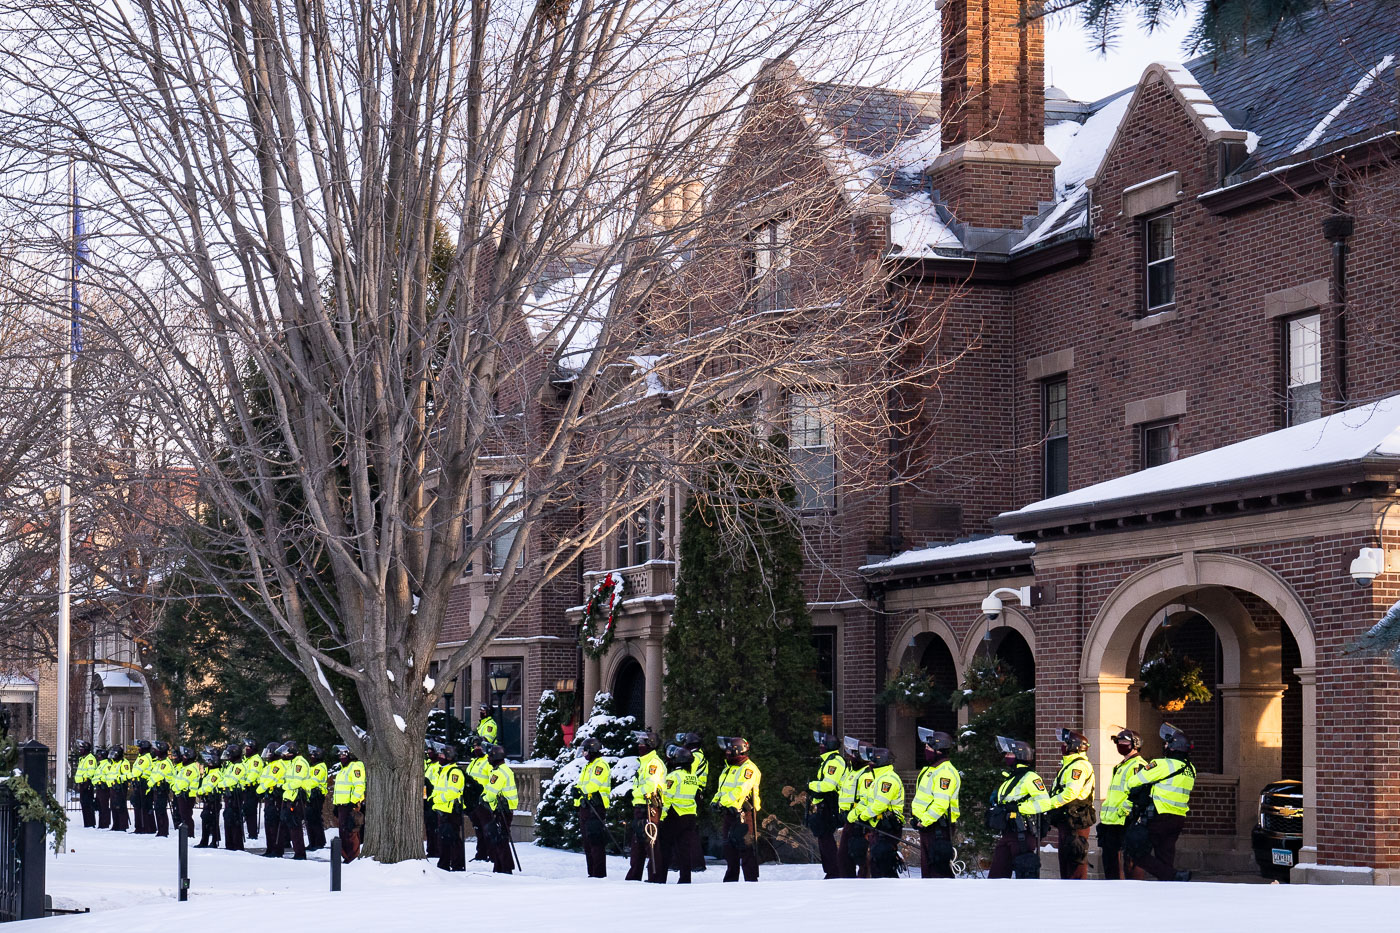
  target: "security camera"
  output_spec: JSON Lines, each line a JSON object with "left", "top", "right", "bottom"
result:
{"left": 1350, "top": 547, "right": 1387, "bottom": 588}
{"left": 980, "top": 593, "right": 1003, "bottom": 621}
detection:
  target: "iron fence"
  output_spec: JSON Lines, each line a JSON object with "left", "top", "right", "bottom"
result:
{"left": 0, "top": 786, "right": 20, "bottom": 923}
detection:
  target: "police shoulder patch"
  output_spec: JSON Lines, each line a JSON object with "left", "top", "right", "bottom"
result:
{"left": 1033, "top": 779, "right": 1046, "bottom": 792}
{"left": 744, "top": 767, "right": 754, "bottom": 779}
{"left": 939, "top": 777, "right": 951, "bottom": 790}
{"left": 1071, "top": 769, "right": 1082, "bottom": 781}
{"left": 880, "top": 780, "right": 893, "bottom": 792}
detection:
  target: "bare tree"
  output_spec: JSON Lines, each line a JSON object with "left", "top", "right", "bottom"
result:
{"left": 0, "top": 0, "right": 943, "bottom": 861}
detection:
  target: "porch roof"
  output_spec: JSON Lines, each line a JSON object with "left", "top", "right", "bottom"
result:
{"left": 998, "top": 394, "right": 1400, "bottom": 535}
{"left": 859, "top": 534, "right": 1034, "bottom": 579}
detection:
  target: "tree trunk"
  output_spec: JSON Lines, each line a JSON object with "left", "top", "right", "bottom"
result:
{"left": 359, "top": 742, "right": 426, "bottom": 863}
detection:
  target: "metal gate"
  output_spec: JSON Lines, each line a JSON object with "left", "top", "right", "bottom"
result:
{"left": 0, "top": 786, "right": 20, "bottom": 923}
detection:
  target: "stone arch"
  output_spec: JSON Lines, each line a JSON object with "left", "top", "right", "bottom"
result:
{"left": 1079, "top": 551, "right": 1318, "bottom": 855}
{"left": 599, "top": 638, "right": 645, "bottom": 695}
{"left": 959, "top": 605, "right": 1037, "bottom": 672}
{"left": 888, "top": 610, "right": 960, "bottom": 670}
{"left": 886, "top": 612, "right": 961, "bottom": 773}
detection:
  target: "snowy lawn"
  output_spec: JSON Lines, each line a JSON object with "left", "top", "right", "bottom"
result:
{"left": 25, "top": 826, "right": 1400, "bottom": 931}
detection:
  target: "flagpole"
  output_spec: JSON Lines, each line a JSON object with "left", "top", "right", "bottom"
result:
{"left": 55, "top": 159, "right": 74, "bottom": 811}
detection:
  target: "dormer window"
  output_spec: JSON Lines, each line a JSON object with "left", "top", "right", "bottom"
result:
{"left": 1144, "top": 213, "right": 1175, "bottom": 312}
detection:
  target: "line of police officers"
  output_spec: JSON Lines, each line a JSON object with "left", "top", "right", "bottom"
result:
{"left": 71, "top": 738, "right": 367, "bottom": 862}
{"left": 566, "top": 719, "right": 1197, "bottom": 882}
{"left": 421, "top": 710, "right": 519, "bottom": 875}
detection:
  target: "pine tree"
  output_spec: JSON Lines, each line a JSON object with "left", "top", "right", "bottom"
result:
{"left": 663, "top": 435, "right": 822, "bottom": 832}
{"left": 531, "top": 689, "right": 568, "bottom": 760}
{"left": 535, "top": 691, "right": 636, "bottom": 850}
{"left": 1053, "top": 0, "right": 1345, "bottom": 56}
{"left": 1349, "top": 598, "right": 1400, "bottom": 668}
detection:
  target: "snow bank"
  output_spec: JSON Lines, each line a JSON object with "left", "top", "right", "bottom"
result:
{"left": 38, "top": 827, "right": 1399, "bottom": 932}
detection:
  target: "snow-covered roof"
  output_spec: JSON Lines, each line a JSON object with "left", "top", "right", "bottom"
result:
{"left": 999, "top": 394, "right": 1400, "bottom": 527}
{"left": 859, "top": 534, "right": 1034, "bottom": 575}
{"left": 0, "top": 674, "right": 36, "bottom": 690}
{"left": 97, "top": 666, "right": 144, "bottom": 690}
{"left": 523, "top": 265, "right": 618, "bottom": 374}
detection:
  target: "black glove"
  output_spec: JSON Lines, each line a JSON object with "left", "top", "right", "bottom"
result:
{"left": 571, "top": 786, "right": 581, "bottom": 800}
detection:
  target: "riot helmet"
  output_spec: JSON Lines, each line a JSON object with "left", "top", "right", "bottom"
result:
{"left": 1112, "top": 728, "right": 1141, "bottom": 754}
{"left": 307, "top": 745, "right": 323, "bottom": 763}
{"left": 867, "top": 747, "right": 893, "bottom": 768}
{"left": 578, "top": 737, "right": 602, "bottom": 759}
{"left": 108, "top": 746, "right": 124, "bottom": 761}
{"left": 487, "top": 744, "right": 506, "bottom": 766}
{"left": 136, "top": 739, "right": 152, "bottom": 753}
{"left": 666, "top": 744, "right": 694, "bottom": 767}
{"left": 813, "top": 731, "right": 841, "bottom": 753}
{"left": 1057, "top": 728, "right": 1089, "bottom": 755}
{"left": 996, "top": 735, "right": 1034, "bottom": 766}
{"left": 632, "top": 730, "right": 659, "bottom": 754}
{"left": 1160, "top": 723, "right": 1192, "bottom": 756}
{"left": 439, "top": 744, "right": 458, "bottom": 763}
{"left": 918, "top": 727, "right": 954, "bottom": 762}
{"left": 153, "top": 740, "right": 170, "bottom": 756}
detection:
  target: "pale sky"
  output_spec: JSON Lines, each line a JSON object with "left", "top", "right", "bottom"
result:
{"left": 1043, "top": 6, "right": 1200, "bottom": 103}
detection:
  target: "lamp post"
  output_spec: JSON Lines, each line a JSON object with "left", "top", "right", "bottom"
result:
{"left": 489, "top": 667, "right": 510, "bottom": 753}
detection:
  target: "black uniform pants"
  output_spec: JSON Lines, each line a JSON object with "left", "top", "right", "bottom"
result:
{"left": 423, "top": 798, "right": 439, "bottom": 858}
{"left": 659, "top": 812, "right": 697, "bottom": 883}
{"left": 78, "top": 782, "right": 96, "bottom": 827}
{"left": 838, "top": 821, "right": 867, "bottom": 878}
{"left": 1098, "top": 823, "right": 1128, "bottom": 879}
{"left": 869, "top": 822, "right": 901, "bottom": 878}
{"left": 1132, "top": 813, "right": 1186, "bottom": 881}
{"left": 306, "top": 791, "right": 327, "bottom": 849}
{"left": 491, "top": 808, "right": 515, "bottom": 874}
{"left": 110, "top": 786, "right": 129, "bottom": 832}
{"left": 335, "top": 804, "right": 361, "bottom": 862}
{"left": 223, "top": 790, "right": 245, "bottom": 850}
{"left": 94, "top": 784, "right": 110, "bottom": 828}
{"left": 722, "top": 808, "right": 759, "bottom": 882}
{"left": 133, "top": 782, "right": 154, "bottom": 834}
{"left": 469, "top": 801, "right": 491, "bottom": 861}
{"left": 176, "top": 795, "right": 196, "bottom": 836}
{"left": 989, "top": 827, "right": 1039, "bottom": 879}
{"left": 244, "top": 789, "right": 260, "bottom": 839}
{"left": 1056, "top": 824, "right": 1091, "bottom": 879}
{"left": 580, "top": 800, "right": 608, "bottom": 878}
{"left": 435, "top": 809, "right": 465, "bottom": 871}
{"left": 153, "top": 786, "right": 170, "bottom": 837}
{"left": 282, "top": 798, "right": 307, "bottom": 858}
{"left": 919, "top": 824, "right": 955, "bottom": 878}
{"left": 263, "top": 796, "right": 285, "bottom": 855}
{"left": 626, "top": 804, "right": 661, "bottom": 882}
{"left": 198, "top": 795, "right": 222, "bottom": 847}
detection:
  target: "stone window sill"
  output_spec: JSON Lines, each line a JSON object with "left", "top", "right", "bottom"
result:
{"left": 1132, "top": 306, "right": 1179, "bottom": 330}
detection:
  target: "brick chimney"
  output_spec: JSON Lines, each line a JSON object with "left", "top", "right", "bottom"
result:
{"left": 927, "top": 0, "right": 1059, "bottom": 231}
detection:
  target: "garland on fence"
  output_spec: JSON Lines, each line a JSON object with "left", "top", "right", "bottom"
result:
{"left": 2, "top": 775, "right": 67, "bottom": 853}
{"left": 579, "top": 572, "right": 626, "bottom": 659}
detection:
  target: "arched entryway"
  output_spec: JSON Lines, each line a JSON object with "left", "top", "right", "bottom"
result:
{"left": 1081, "top": 552, "right": 1317, "bottom": 865}
{"left": 886, "top": 613, "right": 961, "bottom": 774}
{"left": 612, "top": 657, "right": 647, "bottom": 726}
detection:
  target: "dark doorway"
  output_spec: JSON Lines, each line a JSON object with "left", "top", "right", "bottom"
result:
{"left": 613, "top": 657, "right": 647, "bottom": 727}
{"left": 913, "top": 636, "right": 958, "bottom": 764}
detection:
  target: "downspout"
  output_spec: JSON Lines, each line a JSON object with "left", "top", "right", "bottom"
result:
{"left": 1323, "top": 180, "right": 1354, "bottom": 408}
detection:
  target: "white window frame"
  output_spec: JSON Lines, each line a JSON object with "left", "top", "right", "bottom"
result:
{"left": 1144, "top": 213, "right": 1176, "bottom": 312}
{"left": 788, "top": 390, "right": 836, "bottom": 512}
{"left": 749, "top": 219, "right": 792, "bottom": 312}
{"left": 486, "top": 477, "right": 524, "bottom": 572}
{"left": 1285, "top": 312, "right": 1323, "bottom": 426}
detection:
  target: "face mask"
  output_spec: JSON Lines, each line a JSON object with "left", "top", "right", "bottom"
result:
{"left": 1115, "top": 742, "right": 1133, "bottom": 756}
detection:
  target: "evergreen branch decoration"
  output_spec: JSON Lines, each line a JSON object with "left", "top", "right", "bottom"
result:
{"left": 1347, "top": 599, "right": 1400, "bottom": 670}
{"left": 579, "top": 572, "right": 625, "bottom": 660}
{"left": 1139, "top": 646, "right": 1213, "bottom": 712}
{"left": 876, "top": 666, "right": 941, "bottom": 715}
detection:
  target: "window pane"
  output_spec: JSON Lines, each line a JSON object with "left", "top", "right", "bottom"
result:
{"left": 812, "top": 629, "right": 836, "bottom": 732}
{"left": 1147, "top": 262, "right": 1175, "bottom": 309}
{"left": 488, "top": 478, "right": 522, "bottom": 571}
{"left": 1044, "top": 435, "right": 1068, "bottom": 498}
{"left": 1288, "top": 382, "right": 1323, "bottom": 426}
{"left": 1287, "top": 314, "right": 1321, "bottom": 386}
{"left": 1143, "top": 422, "right": 1179, "bottom": 469}
{"left": 1043, "top": 379, "right": 1067, "bottom": 437}
{"left": 1147, "top": 216, "right": 1173, "bottom": 262}
{"left": 789, "top": 392, "right": 835, "bottom": 510}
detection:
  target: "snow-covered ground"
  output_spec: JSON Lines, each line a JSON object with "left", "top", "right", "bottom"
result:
{"left": 26, "top": 827, "right": 1399, "bottom": 931}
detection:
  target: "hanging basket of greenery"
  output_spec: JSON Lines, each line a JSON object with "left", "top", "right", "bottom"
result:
{"left": 1139, "top": 647, "right": 1213, "bottom": 712}
{"left": 876, "top": 666, "right": 941, "bottom": 716}
{"left": 579, "top": 571, "right": 626, "bottom": 660}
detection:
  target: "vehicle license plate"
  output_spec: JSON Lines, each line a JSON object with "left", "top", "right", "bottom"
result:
{"left": 1272, "top": 848, "right": 1294, "bottom": 867}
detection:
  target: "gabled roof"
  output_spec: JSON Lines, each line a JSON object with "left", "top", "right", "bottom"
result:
{"left": 998, "top": 394, "right": 1400, "bottom": 534}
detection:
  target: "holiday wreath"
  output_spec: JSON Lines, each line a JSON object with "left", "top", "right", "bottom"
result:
{"left": 579, "top": 571, "right": 626, "bottom": 659}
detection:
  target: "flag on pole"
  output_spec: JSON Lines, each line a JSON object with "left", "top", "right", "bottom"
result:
{"left": 70, "top": 181, "right": 87, "bottom": 354}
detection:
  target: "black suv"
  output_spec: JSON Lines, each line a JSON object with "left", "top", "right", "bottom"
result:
{"left": 1251, "top": 779, "right": 1303, "bottom": 881}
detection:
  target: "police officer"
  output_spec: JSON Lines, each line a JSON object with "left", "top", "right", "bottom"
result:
{"left": 806, "top": 732, "right": 846, "bottom": 879}
{"left": 659, "top": 744, "right": 700, "bottom": 883}
{"left": 74, "top": 741, "right": 98, "bottom": 828}
{"left": 431, "top": 744, "right": 467, "bottom": 871}
{"left": 331, "top": 745, "right": 366, "bottom": 862}
{"left": 257, "top": 742, "right": 286, "bottom": 857}
{"left": 1021, "top": 728, "right": 1096, "bottom": 879}
{"left": 677, "top": 731, "right": 707, "bottom": 873}
{"left": 465, "top": 736, "right": 495, "bottom": 862}
{"left": 280, "top": 741, "right": 311, "bottom": 860}
{"left": 150, "top": 741, "right": 173, "bottom": 837}
{"left": 131, "top": 739, "right": 155, "bottom": 834}
{"left": 1125, "top": 723, "right": 1197, "bottom": 882}
{"left": 306, "top": 745, "right": 329, "bottom": 851}
{"left": 988, "top": 736, "right": 1048, "bottom": 879}
{"left": 241, "top": 738, "right": 264, "bottom": 840}
{"left": 625, "top": 730, "right": 666, "bottom": 883}
{"left": 911, "top": 728, "right": 959, "bottom": 878}
{"left": 196, "top": 747, "right": 222, "bottom": 848}
{"left": 715, "top": 736, "right": 761, "bottom": 882}
{"left": 1098, "top": 728, "right": 1148, "bottom": 880}
{"left": 572, "top": 736, "right": 611, "bottom": 878}
{"left": 92, "top": 746, "right": 112, "bottom": 829}
{"left": 176, "top": 747, "right": 200, "bottom": 836}
{"left": 837, "top": 738, "right": 870, "bottom": 878}
{"left": 107, "top": 745, "right": 132, "bottom": 832}
{"left": 482, "top": 745, "right": 518, "bottom": 874}
{"left": 221, "top": 745, "right": 247, "bottom": 850}
{"left": 423, "top": 741, "right": 442, "bottom": 858}
{"left": 852, "top": 747, "right": 903, "bottom": 878}
{"left": 476, "top": 704, "right": 499, "bottom": 745}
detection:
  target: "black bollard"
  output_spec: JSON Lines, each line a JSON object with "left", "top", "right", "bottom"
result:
{"left": 18, "top": 741, "right": 48, "bottom": 921}
{"left": 178, "top": 823, "right": 189, "bottom": 902}
{"left": 330, "top": 837, "right": 341, "bottom": 892}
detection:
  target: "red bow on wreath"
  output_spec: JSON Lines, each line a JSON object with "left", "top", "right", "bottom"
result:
{"left": 580, "top": 572, "right": 626, "bottom": 659}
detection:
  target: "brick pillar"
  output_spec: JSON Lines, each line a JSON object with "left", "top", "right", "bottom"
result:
{"left": 930, "top": 0, "right": 1058, "bottom": 230}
